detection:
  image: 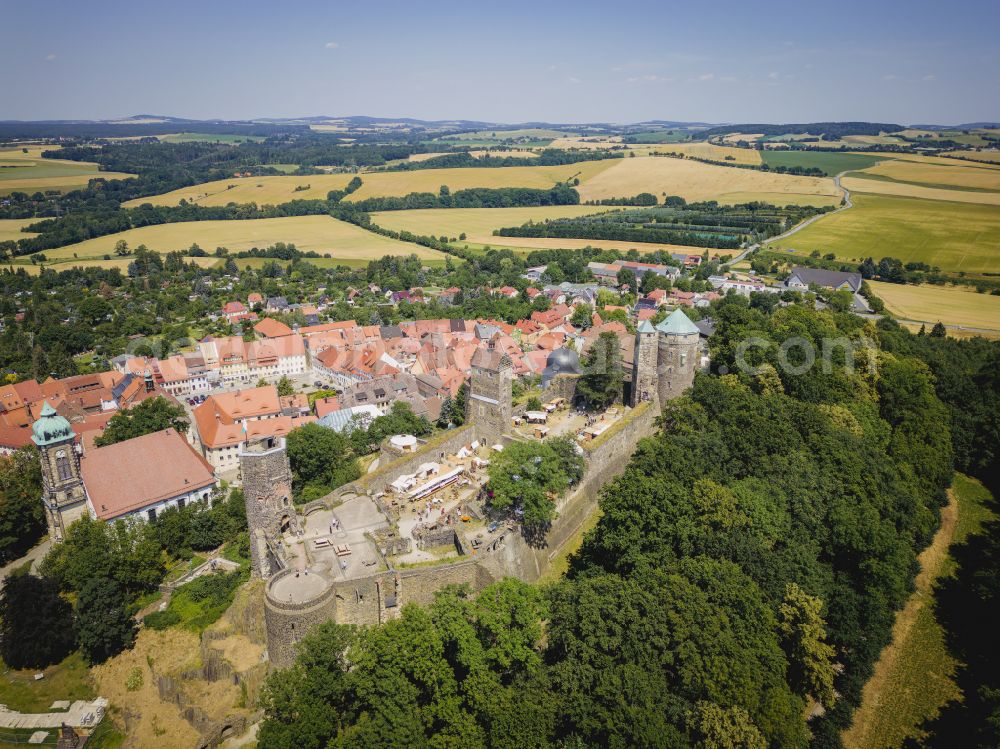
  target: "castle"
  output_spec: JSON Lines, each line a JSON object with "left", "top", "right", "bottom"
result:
{"left": 249, "top": 308, "right": 703, "bottom": 668}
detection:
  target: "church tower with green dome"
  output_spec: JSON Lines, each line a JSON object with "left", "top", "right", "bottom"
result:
{"left": 32, "top": 401, "right": 88, "bottom": 542}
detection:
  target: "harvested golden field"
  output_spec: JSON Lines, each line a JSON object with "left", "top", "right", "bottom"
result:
{"left": 575, "top": 156, "right": 841, "bottom": 205}
{"left": 24, "top": 215, "right": 442, "bottom": 263}
{"left": 408, "top": 152, "right": 451, "bottom": 162}
{"left": 842, "top": 176, "right": 1000, "bottom": 206}
{"left": 719, "top": 133, "right": 764, "bottom": 144}
{"left": 657, "top": 142, "right": 762, "bottom": 165}
{"left": 868, "top": 281, "right": 1000, "bottom": 332}
{"left": 858, "top": 158, "right": 1000, "bottom": 191}
{"left": 842, "top": 134, "right": 907, "bottom": 145}
{"left": 0, "top": 146, "right": 133, "bottom": 195}
{"left": 548, "top": 136, "right": 622, "bottom": 150}
{"left": 943, "top": 151, "right": 1000, "bottom": 164}
{"left": 128, "top": 161, "right": 617, "bottom": 207}
{"left": 369, "top": 206, "right": 739, "bottom": 256}
{"left": 0, "top": 218, "right": 38, "bottom": 243}
{"left": 469, "top": 149, "right": 539, "bottom": 158}
{"left": 348, "top": 161, "right": 615, "bottom": 201}
{"left": 123, "top": 173, "right": 355, "bottom": 207}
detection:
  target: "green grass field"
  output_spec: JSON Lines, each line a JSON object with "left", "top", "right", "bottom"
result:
{"left": 768, "top": 194, "right": 1000, "bottom": 274}
{"left": 0, "top": 652, "right": 95, "bottom": 713}
{"left": 626, "top": 130, "right": 692, "bottom": 144}
{"left": 843, "top": 474, "right": 996, "bottom": 749}
{"left": 158, "top": 132, "right": 265, "bottom": 144}
{"left": 21, "top": 215, "right": 445, "bottom": 265}
{"left": 760, "top": 150, "right": 889, "bottom": 176}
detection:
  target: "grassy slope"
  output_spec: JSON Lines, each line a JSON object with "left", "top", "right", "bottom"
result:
{"left": 843, "top": 474, "right": 996, "bottom": 749}
{"left": 768, "top": 194, "right": 1000, "bottom": 274}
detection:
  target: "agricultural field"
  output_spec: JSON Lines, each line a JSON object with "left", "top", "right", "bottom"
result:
{"left": 654, "top": 142, "right": 762, "bottom": 165}
{"left": 157, "top": 132, "right": 265, "bottom": 144}
{"left": 122, "top": 173, "right": 355, "bottom": 207}
{"left": 868, "top": 281, "right": 1000, "bottom": 333}
{"left": 856, "top": 157, "right": 1000, "bottom": 191}
{"left": 760, "top": 150, "right": 888, "bottom": 176}
{"left": 369, "top": 206, "right": 737, "bottom": 257}
{"left": 440, "top": 128, "right": 570, "bottom": 142}
{"left": 943, "top": 150, "right": 1000, "bottom": 164}
{"left": 841, "top": 175, "right": 1000, "bottom": 206}
{"left": 768, "top": 194, "right": 1000, "bottom": 274}
{"left": 574, "top": 156, "right": 842, "bottom": 206}
{"left": 0, "top": 218, "right": 38, "bottom": 243}
{"left": 350, "top": 161, "right": 616, "bottom": 201}
{"left": 625, "top": 130, "right": 692, "bottom": 144}
{"left": 0, "top": 146, "right": 133, "bottom": 195}
{"left": 125, "top": 161, "right": 617, "bottom": 207}
{"left": 19, "top": 215, "right": 443, "bottom": 264}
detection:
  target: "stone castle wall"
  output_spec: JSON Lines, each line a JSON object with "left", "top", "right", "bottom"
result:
{"left": 481, "top": 400, "right": 660, "bottom": 583}
{"left": 348, "top": 423, "right": 476, "bottom": 497}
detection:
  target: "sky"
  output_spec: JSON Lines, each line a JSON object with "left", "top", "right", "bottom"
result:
{"left": 1, "top": 0, "right": 998, "bottom": 126}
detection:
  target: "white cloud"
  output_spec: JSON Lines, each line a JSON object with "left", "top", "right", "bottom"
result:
{"left": 45, "top": 53, "right": 56, "bottom": 61}
{"left": 768, "top": 71, "right": 780, "bottom": 80}
{"left": 698, "top": 73, "right": 714, "bottom": 81}
{"left": 324, "top": 41, "right": 339, "bottom": 49}
{"left": 547, "top": 64, "right": 558, "bottom": 72}
{"left": 882, "top": 74, "right": 897, "bottom": 81}
{"left": 568, "top": 76, "right": 581, "bottom": 84}
{"left": 923, "top": 73, "right": 937, "bottom": 81}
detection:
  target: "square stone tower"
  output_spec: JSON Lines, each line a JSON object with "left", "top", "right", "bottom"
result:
{"left": 239, "top": 435, "right": 295, "bottom": 577}
{"left": 631, "top": 319, "right": 659, "bottom": 406}
{"left": 32, "top": 401, "right": 88, "bottom": 542}
{"left": 467, "top": 338, "right": 513, "bottom": 446}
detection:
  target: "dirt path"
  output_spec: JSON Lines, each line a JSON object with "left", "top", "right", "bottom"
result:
{"left": 842, "top": 488, "right": 958, "bottom": 748}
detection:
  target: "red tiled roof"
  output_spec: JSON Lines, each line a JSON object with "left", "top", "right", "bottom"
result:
{"left": 81, "top": 428, "right": 216, "bottom": 521}
{"left": 254, "top": 318, "right": 293, "bottom": 338}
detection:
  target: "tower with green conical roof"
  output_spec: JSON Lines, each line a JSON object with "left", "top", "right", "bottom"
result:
{"left": 653, "top": 308, "right": 701, "bottom": 403}
{"left": 32, "top": 401, "right": 88, "bottom": 542}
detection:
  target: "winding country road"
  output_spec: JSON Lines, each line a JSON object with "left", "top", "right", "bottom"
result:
{"left": 729, "top": 171, "right": 854, "bottom": 265}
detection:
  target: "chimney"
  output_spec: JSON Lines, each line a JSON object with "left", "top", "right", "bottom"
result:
{"left": 144, "top": 372, "right": 154, "bottom": 392}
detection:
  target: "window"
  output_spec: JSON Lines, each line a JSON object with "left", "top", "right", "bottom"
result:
{"left": 178, "top": 497, "right": 186, "bottom": 510}
{"left": 148, "top": 508, "right": 157, "bottom": 522}
{"left": 55, "top": 450, "right": 72, "bottom": 482}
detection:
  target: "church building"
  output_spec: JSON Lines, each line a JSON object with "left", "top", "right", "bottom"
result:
{"left": 32, "top": 402, "right": 218, "bottom": 541}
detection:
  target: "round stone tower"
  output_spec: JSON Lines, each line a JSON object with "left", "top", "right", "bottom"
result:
{"left": 655, "top": 308, "right": 701, "bottom": 403}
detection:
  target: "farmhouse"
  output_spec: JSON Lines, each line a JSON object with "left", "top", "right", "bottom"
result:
{"left": 785, "top": 266, "right": 863, "bottom": 293}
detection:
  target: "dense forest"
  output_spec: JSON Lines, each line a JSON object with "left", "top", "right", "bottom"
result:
{"left": 696, "top": 122, "right": 905, "bottom": 140}
{"left": 255, "top": 297, "right": 998, "bottom": 748}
